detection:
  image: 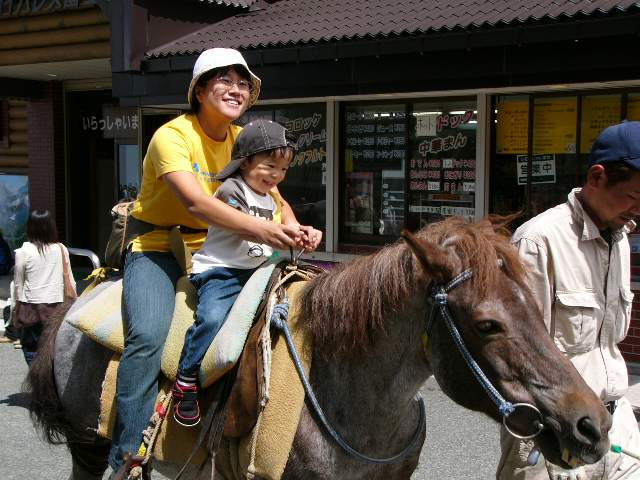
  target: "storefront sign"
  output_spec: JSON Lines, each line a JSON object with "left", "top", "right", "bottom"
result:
{"left": 285, "top": 112, "right": 326, "bottom": 168}
{"left": 533, "top": 98, "right": 577, "bottom": 154}
{"left": 517, "top": 154, "right": 556, "bottom": 185}
{"left": 82, "top": 106, "right": 139, "bottom": 139}
{"left": 496, "top": 99, "right": 529, "bottom": 154}
{"left": 1, "top": 0, "right": 79, "bottom": 17}
{"left": 580, "top": 96, "right": 621, "bottom": 153}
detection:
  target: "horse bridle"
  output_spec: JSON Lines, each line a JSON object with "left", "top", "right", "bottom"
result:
{"left": 426, "top": 263, "right": 545, "bottom": 440}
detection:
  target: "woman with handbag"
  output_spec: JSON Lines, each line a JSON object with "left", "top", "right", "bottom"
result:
{"left": 12, "top": 209, "right": 76, "bottom": 366}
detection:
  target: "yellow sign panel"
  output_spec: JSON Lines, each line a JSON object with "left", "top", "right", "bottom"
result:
{"left": 496, "top": 100, "right": 529, "bottom": 154}
{"left": 627, "top": 94, "right": 640, "bottom": 121}
{"left": 580, "top": 96, "right": 621, "bottom": 153}
{"left": 533, "top": 98, "right": 577, "bottom": 154}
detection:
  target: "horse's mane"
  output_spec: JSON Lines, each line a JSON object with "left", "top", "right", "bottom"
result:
{"left": 300, "top": 216, "right": 526, "bottom": 357}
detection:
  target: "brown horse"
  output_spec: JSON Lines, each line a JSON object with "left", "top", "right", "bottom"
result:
{"left": 27, "top": 216, "right": 611, "bottom": 479}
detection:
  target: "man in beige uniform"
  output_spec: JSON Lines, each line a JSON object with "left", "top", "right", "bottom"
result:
{"left": 497, "top": 121, "right": 640, "bottom": 480}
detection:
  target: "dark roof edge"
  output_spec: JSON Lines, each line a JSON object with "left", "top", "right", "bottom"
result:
{"left": 142, "top": 12, "right": 640, "bottom": 68}
{"left": 144, "top": 4, "right": 640, "bottom": 59}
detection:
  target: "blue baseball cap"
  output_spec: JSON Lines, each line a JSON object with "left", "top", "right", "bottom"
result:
{"left": 588, "top": 120, "right": 640, "bottom": 170}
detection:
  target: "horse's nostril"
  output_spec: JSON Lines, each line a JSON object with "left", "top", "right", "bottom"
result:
{"left": 577, "top": 416, "right": 601, "bottom": 444}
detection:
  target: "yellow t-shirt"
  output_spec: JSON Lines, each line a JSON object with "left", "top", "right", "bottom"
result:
{"left": 130, "top": 114, "right": 242, "bottom": 253}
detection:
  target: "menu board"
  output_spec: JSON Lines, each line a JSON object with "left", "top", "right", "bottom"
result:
{"left": 408, "top": 108, "right": 476, "bottom": 226}
{"left": 627, "top": 94, "right": 640, "bottom": 121}
{"left": 533, "top": 98, "right": 577, "bottom": 154}
{"left": 580, "top": 96, "right": 621, "bottom": 153}
{"left": 496, "top": 99, "right": 529, "bottom": 154}
{"left": 409, "top": 110, "right": 476, "bottom": 194}
{"left": 343, "top": 109, "right": 406, "bottom": 171}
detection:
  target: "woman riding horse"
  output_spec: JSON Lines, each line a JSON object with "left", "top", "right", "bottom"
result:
{"left": 106, "top": 47, "right": 321, "bottom": 474}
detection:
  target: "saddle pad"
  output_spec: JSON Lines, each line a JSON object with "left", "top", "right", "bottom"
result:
{"left": 216, "top": 280, "right": 313, "bottom": 480}
{"left": 97, "top": 279, "right": 310, "bottom": 475}
{"left": 97, "top": 352, "right": 208, "bottom": 466}
{"left": 66, "top": 261, "right": 276, "bottom": 387}
{"left": 161, "top": 262, "right": 276, "bottom": 388}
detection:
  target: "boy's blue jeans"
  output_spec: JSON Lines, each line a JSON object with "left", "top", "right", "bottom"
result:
{"left": 177, "top": 266, "right": 255, "bottom": 377}
{"left": 108, "top": 251, "right": 182, "bottom": 472}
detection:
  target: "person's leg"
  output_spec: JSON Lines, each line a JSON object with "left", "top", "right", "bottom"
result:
{"left": 178, "top": 267, "right": 254, "bottom": 376}
{"left": 108, "top": 251, "right": 182, "bottom": 472}
{"left": 173, "top": 267, "right": 254, "bottom": 426}
{"left": 19, "top": 323, "right": 42, "bottom": 366}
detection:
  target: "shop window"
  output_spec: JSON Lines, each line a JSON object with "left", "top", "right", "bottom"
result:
{"left": 117, "top": 143, "right": 140, "bottom": 200}
{"left": 490, "top": 91, "right": 635, "bottom": 221}
{"left": 341, "top": 103, "right": 406, "bottom": 247}
{"left": 407, "top": 100, "right": 477, "bottom": 230}
{"left": 339, "top": 99, "right": 477, "bottom": 250}
{"left": 237, "top": 104, "right": 327, "bottom": 249}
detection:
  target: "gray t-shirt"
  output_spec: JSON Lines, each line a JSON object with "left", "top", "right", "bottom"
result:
{"left": 191, "top": 176, "right": 276, "bottom": 274}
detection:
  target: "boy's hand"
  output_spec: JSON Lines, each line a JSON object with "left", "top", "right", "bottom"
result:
{"left": 297, "top": 225, "right": 322, "bottom": 252}
{"left": 251, "top": 220, "right": 299, "bottom": 250}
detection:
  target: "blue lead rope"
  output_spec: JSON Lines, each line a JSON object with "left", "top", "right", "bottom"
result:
{"left": 430, "top": 270, "right": 515, "bottom": 417}
{"left": 270, "top": 299, "right": 426, "bottom": 465}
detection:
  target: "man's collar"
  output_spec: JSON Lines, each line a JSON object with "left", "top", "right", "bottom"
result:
{"left": 567, "top": 188, "right": 636, "bottom": 240}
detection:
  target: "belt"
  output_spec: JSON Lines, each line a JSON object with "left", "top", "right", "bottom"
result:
{"left": 154, "top": 225, "right": 208, "bottom": 234}
{"left": 605, "top": 400, "right": 618, "bottom": 415}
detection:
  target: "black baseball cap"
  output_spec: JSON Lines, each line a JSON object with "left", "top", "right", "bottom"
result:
{"left": 215, "top": 119, "right": 297, "bottom": 181}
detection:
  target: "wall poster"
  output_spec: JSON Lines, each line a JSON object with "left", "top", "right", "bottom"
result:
{"left": 496, "top": 99, "right": 529, "bottom": 154}
{"left": 627, "top": 94, "right": 640, "bottom": 121}
{"left": 533, "top": 98, "right": 577, "bottom": 154}
{"left": 0, "top": 175, "right": 29, "bottom": 250}
{"left": 580, "top": 95, "right": 621, "bottom": 153}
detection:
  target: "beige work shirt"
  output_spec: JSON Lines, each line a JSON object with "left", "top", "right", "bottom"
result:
{"left": 512, "top": 188, "right": 635, "bottom": 402}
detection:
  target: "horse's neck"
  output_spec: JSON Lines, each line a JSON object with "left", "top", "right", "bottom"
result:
{"left": 312, "top": 304, "right": 430, "bottom": 430}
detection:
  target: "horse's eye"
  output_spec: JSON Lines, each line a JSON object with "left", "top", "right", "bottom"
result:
{"left": 475, "top": 320, "right": 502, "bottom": 335}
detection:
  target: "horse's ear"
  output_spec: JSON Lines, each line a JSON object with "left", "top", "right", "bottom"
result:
{"left": 401, "top": 229, "right": 455, "bottom": 283}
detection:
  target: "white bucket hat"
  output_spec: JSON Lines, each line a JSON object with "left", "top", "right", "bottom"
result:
{"left": 187, "top": 48, "right": 261, "bottom": 108}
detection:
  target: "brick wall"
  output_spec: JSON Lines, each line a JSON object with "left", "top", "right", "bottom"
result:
{"left": 620, "top": 289, "right": 640, "bottom": 364}
{"left": 27, "top": 81, "right": 66, "bottom": 240}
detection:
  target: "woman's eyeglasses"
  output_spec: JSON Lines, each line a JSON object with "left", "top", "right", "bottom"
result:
{"left": 215, "top": 76, "right": 252, "bottom": 93}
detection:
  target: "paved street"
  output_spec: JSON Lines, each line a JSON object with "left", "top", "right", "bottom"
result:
{"left": 0, "top": 343, "right": 500, "bottom": 480}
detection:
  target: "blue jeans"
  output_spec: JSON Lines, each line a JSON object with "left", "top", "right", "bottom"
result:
{"left": 108, "top": 251, "right": 182, "bottom": 471}
{"left": 177, "top": 267, "right": 255, "bottom": 377}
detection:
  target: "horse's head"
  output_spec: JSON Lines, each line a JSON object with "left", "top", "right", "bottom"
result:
{"left": 402, "top": 217, "right": 611, "bottom": 469}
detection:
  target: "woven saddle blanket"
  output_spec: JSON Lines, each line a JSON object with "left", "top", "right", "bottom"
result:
{"left": 65, "top": 261, "right": 276, "bottom": 388}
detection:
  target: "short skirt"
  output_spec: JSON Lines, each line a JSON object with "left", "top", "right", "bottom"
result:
{"left": 12, "top": 301, "right": 62, "bottom": 328}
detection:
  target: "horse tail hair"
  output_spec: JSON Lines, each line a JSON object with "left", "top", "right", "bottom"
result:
{"left": 24, "top": 299, "right": 76, "bottom": 444}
